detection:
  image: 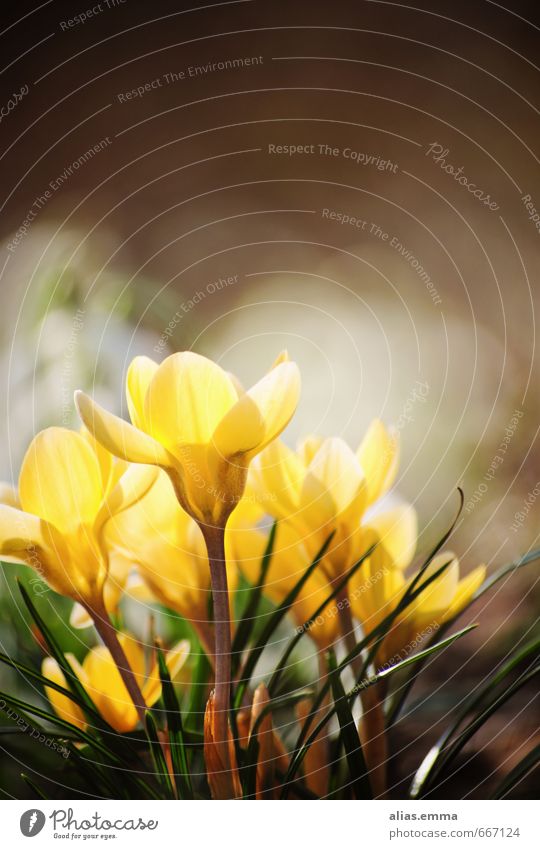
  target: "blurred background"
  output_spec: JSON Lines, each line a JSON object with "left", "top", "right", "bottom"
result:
{"left": 0, "top": 0, "right": 538, "bottom": 798}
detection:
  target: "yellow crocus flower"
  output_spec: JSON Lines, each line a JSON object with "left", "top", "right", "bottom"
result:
{"left": 103, "top": 470, "right": 265, "bottom": 654}
{"left": 75, "top": 351, "right": 301, "bottom": 527}
{"left": 250, "top": 420, "right": 400, "bottom": 580}
{"left": 43, "top": 634, "right": 189, "bottom": 733}
{"left": 350, "top": 548, "right": 486, "bottom": 665}
{"left": 0, "top": 427, "right": 157, "bottom": 609}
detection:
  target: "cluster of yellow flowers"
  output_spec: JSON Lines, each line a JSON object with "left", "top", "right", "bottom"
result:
{"left": 0, "top": 350, "right": 484, "bottom": 795}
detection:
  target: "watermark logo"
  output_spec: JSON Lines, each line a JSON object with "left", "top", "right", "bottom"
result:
{"left": 20, "top": 809, "right": 46, "bottom": 837}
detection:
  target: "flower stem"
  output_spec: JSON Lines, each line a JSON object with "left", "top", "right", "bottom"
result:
{"left": 199, "top": 523, "right": 232, "bottom": 773}
{"left": 87, "top": 599, "right": 148, "bottom": 726}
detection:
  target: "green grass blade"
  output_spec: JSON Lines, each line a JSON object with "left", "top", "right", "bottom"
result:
{"left": 411, "top": 663, "right": 540, "bottom": 798}
{"left": 408, "top": 636, "right": 540, "bottom": 796}
{"left": 282, "top": 625, "right": 476, "bottom": 794}
{"left": 231, "top": 521, "right": 277, "bottom": 674}
{"left": 386, "top": 549, "right": 540, "bottom": 725}
{"left": 156, "top": 647, "right": 193, "bottom": 799}
{"left": 18, "top": 582, "right": 105, "bottom": 725}
{"left": 327, "top": 649, "right": 372, "bottom": 799}
{"left": 0, "top": 689, "right": 136, "bottom": 767}
{"left": 144, "top": 711, "right": 176, "bottom": 799}
{"left": 268, "top": 542, "right": 376, "bottom": 696}
{"left": 21, "top": 774, "right": 48, "bottom": 800}
{"left": 491, "top": 744, "right": 540, "bottom": 799}
{"left": 0, "top": 650, "right": 104, "bottom": 724}
{"left": 234, "top": 530, "right": 335, "bottom": 708}
{"left": 286, "top": 551, "right": 460, "bottom": 785}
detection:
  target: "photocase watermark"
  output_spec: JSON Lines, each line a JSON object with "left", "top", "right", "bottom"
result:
{"left": 19, "top": 807, "right": 159, "bottom": 837}
{"left": 7, "top": 138, "right": 112, "bottom": 253}
{"left": 395, "top": 379, "right": 430, "bottom": 429}
{"left": 153, "top": 274, "right": 239, "bottom": 354}
{"left": 521, "top": 193, "right": 540, "bottom": 236}
{"left": 61, "top": 309, "right": 86, "bottom": 426}
{"left": 0, "top": 84, "right": 29, "bottom": 125}
{"left": 465, "top": 408, "right": 524, "bottom": 514}
{"left": 20, "top": 809, "right": 46, "bottom": 837}
{"left": 270, "top": 143, "right": 398, "bottom": 172}
{"left": 350, "top": 621, "right": 440, "bottom": 694}
{"left": 510, "top": 481, "right": 540, "bottom": 533}
{"left": 59, "top": 0, "right": 126, "bottom": 31}
{"left": 321, "top": 208, "right": 441, "bottom": 305}
{"left": 425, "top": 143, "right": 500, "bottom": 211}
{"left": 0, "top": 700, "right": 70, "bottom": 758}
{"left": 116, "top": 56, "right": 263, "bottom": 102}
{"left": 10, "top": 510, "right": 50, "bottom": 596}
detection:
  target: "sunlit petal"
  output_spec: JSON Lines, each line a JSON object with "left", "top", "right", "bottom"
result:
{"left": 126, "top": 355, "right": 158, "bottom": 430}
{"left": 19, "top": 428, "right": 103, "bottom": 533}
{"left": 76, "top": 390, "right": 173, "bottom": 466}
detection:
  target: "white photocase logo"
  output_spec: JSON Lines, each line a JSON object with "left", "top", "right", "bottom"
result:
{"left": 20, "top": 809, "right": 46, "bottom": 837}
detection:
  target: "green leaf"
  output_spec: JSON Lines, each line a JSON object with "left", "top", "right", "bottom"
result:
{"left": 0, "top": 650, "right": 103, "bottom": 723}
{"left": 20, "top": 774, "right": 48, "bottom": 800}
{"left": 411, "top": 661, "right": 540, "bottom": 798}
{"left": 282, "top": 625, "right": 476, "bottom": 795}
{"left": 491, "top": 744, "right": 540, "bottom": 799}
{"left": 240, "top": 688, "right": 315, "bottom": 799}
{"left": 144, "top": 711, "right": 176, "bottom": 799}
{"left": 234, "top": 530, "right": 335, "bottom": 709}
{"left": 18, "top": 582, "right": 105, "bottom": 726}
{"left": 285, "top": 550, "right": 461, "bottom": 789}
{"left": 386, "top": 548, "right": 540, "bottom": 725}
{"left": 186, "top": 640, "right": 212, "bottom": 720}
{"left": 231, "top": 521, "right": 277, "bottom": 674}
{"left": 327, "top": 649, "right": 372, "bottom": 799}
{"left": 353, "top": 625, "right": 478, "bottom": 695}
{"left": 156, "top": 647, "right": 193, "bottom": 799}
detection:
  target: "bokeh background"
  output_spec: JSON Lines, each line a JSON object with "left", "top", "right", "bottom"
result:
{"left": 0, "top": 0, "right": 538, "bottom": 798}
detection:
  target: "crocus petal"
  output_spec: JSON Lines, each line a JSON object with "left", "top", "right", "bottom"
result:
{"left": 75, "top": 390, "right": 173, "bottom": 467}
{"left": 80, "top": 427, "right": 114, "bottom": 494}
{"left": 0, "top": 504, "right": 51, "bottom": 562}
{"left": 42, "top": 657, "right": 87, "bottom": 730}
{"left": 143, "top": 639, "right": 190, "bottom": 706}
{"left": 94, "top": 463, "right": 159, "bottom": 533}
{"left": 308, "top": 437, "right": 366, "bottom": 518}
{"left": 165, "top": 639, "right": 191, "bottom": 680}
{"left": 69, "top": 602, "right": 92, "bottom": 629}
{"left": 83, "top": 645, "right": 139, "bottom": 732}
{"left": 213, "top": 361, "right": 301, "bottom": 459}
{"left": 445, "top": 565, "right": 486, "bottom": 621}
{"left": 19, "top": 428, "right": 103, "bottom": 533}
{"left": 126, "top": 355, "right": 158, "bottom": 430}
{"left": 364, "top": 505, "right": 417, "bottom": 570}
{"left": 249, "top": 441, "right": 305, "bottom": 521}
{"left": 413, "top": 552, "right": 459, "bottom": 616}
{"left": 144, "top": 352, "right": 238, "bottom": 449}
{"left": 357, "top": 420, "right": 399, "bottom": 505}
{"left": 296, "top": 434, "right": 324, "bottom": 467}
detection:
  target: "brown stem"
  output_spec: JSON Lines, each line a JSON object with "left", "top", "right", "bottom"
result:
{"left": 86, "top": 599, "right": 148, "bottom": 726}
{"left": 359, "top": 680, "right": 388, "bottom": 798}
{"left": 192, "top": 620, "right": 216, "bottom": 667}
{"left": 199, "top": 523, "right": 232, "bottom": 773}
